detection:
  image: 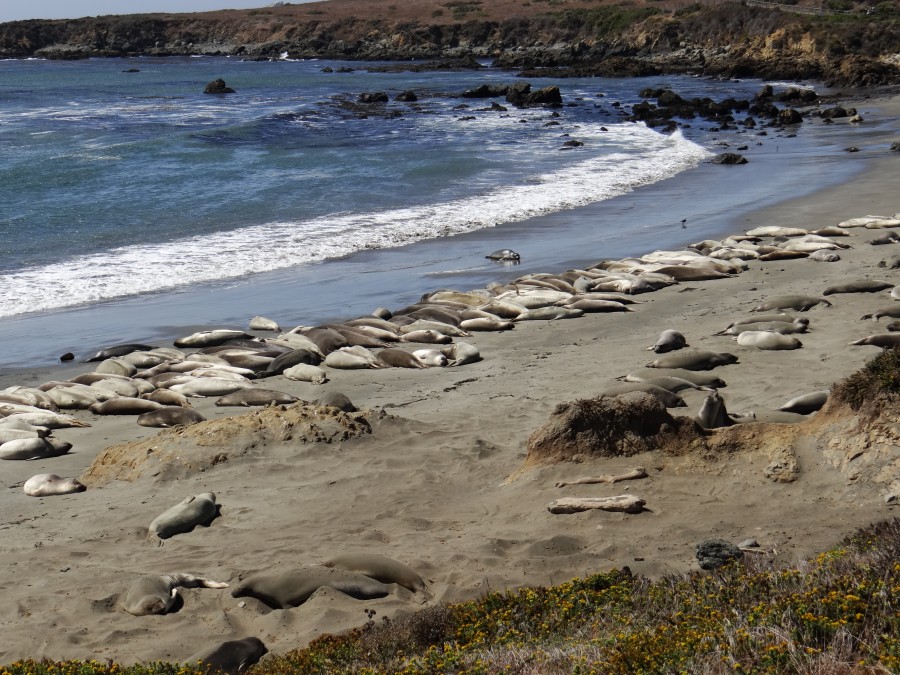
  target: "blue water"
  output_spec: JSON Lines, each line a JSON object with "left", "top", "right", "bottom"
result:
{"left": 0, "top": 56, "right": 877, "bottom": 367}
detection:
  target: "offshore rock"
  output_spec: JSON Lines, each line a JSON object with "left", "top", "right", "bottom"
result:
{"left": 204, "top": 79, "right": 235, "bottom": 94}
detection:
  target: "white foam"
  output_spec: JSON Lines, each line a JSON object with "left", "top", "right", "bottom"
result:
{"left": 0, "top": 124, "right": 710, "bottom": 318}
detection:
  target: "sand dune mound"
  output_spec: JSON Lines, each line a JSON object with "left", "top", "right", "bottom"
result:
{"left": 81, "top": 403, "right": 383, "bottom": 485}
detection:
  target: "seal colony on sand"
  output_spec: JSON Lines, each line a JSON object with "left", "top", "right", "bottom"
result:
{"left": 1, "top": 169, "right": 899, "bottom": 667}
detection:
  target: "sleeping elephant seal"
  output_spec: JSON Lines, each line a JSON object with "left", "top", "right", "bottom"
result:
{"left": 375, "top": 349, "right": 427, "bottom": 369}
{"left": 121, "top": 573, "right": 228, "bottom": 615}
{"left": 214, "top": 389, "right": 300, "bottom": 407}
{"left": 323, "top": 553, "right": 427, "bottom": 593}
{"left": 137, "top": 407, "right": 206, "bottom": 428}
{"left": 149, "top": 492, "right": 219, "bottom": 540}
{"left": 600, "top": 383, "right": 686, "bottom": 408}
{"left": 823, "top": 279, "right": 894, "bottom": 295}
{"left": 90, "top": 398, "right": 165, "bottom": 415}
{"left": 850, "top": 333, "right": 900, "bottom": 348}
{"left": 752, "top": 295, "right": 831, "bottom": 312}
{"left": 282, "top": 363, "right": 329, "bottom": 384}
{"left": 777, "top": 391, "right": 829, "bottom": 415}
{"left": 23, "top": 473, "right": 86, "bottom": 497}
{"left": 230, "top": 567, "right": 392, "bottom": 609}
{"left": 623, "top": 367, "right": 726, "bottom": 388}
{"left": 0, "top": 438, "right": 70, "bottom": 461}
{"left": 647, "top": 350, "right": 737, "bottom": 371}
{"left": 860, "top": 306, "right": 900, "bottom": 321}
{"left": 186, "top": 637, "right": 268, "bottom": 674}
{"left": 441, "top": 342, "right": 481, "bottom": 366}
{"left": 84, "top": 343, "right": 155, "bottom": 362}
{"left": 736, "top": 331, "right": 803, "bottom": 350}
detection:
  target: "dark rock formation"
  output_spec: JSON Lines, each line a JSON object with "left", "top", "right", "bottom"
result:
{"left": 711, "top": 153, "right": 748, "bottom": 165}
{"left": 203, "top": 79, "right": 235, "bottom": 94}
{"left": 695, "top": 539, "right": 744, "bottom": 570}
{"left": 358, "top": 91, "right": 389, "bottom": 104}
{"left": 395, "top": 90, "right": 418, "bottom": 102}
{"left": 777, "top": 108, "right": 803, "bottom": 125}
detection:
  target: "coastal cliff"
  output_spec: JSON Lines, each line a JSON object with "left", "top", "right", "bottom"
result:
{"left": 0, "top": 0, "right": 898, "bottom": 86}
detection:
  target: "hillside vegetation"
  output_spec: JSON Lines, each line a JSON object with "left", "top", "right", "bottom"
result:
{"left": 0, "top": 0, "right": 898, "bottom": 85}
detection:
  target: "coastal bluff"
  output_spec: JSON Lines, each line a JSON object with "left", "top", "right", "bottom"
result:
{"left": 1, "top": 0, "right": 898, "bottom": 86}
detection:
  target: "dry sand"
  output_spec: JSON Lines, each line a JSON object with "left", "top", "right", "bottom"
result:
{"left": 0, "top": 94, "right": 898, "bottom": 666}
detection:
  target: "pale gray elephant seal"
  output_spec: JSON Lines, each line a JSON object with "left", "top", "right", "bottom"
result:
{"left": 137, "top": 407, "right": 206, "bottom": 428}
{"left": 777, "top": 391, "right": 829, "bottom": 415}
{"left": 89, "top": 398, "right": 165, "bottom": 415}
{"left": 647, "top": 350, "right": 737, "bottom": 371}
{"left": 230, "top": 566, "right": 392, "bottom": 609}
{"left": 215, "top": 389, "right": 300, "bottom": 407}
{"left": 823, "top": 280, "right": 894, "bottom": 295}
{"left": 0, "top": 438, "right": 70, "bottom": 461}
{"left": 752, "top": 295, "right": 832, "bottom": 312}
{"left": 121, "top": 573, "right": 228, "bottom": 616}
{"left": 23, "top": 473, "right": 86, "bottom": 497}
{"left": 323, "top": 553, "right": 427, "bottom": 593}
{"left": 736, "top": 331, "right": 802, "bottom": 350}
{"left": 186, "top": 637, "right": 268, "bottom": 674}
{"left": 647, "top": 330, "right": 688, "bottom": 353}
{"left": 850, "top": 333, "right": 900, "bottom": 348}
{"left": 149, "top": 492, "right": 219, "bottom": 540}
{"left": 441, "top": 342, "right": 481, "bottom": 366}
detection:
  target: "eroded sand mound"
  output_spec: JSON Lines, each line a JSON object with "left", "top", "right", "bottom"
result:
{"left": 81, "top": 403, "right": 383, "bottom": 485}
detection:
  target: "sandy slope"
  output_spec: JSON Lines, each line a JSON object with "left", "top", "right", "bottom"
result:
{"left": 0, "top": 97, "right": 898, "bottom": 665}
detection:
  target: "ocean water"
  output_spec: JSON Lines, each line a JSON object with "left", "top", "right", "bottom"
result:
{"left": 0, "top": 56, "right": 878, "bottom": 368}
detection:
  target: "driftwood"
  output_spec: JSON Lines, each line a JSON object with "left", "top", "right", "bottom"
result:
{"left": 555, "top": 466, "right": 647, "bottom": 488}
{"left": 547, "top": 495, "right": 646, "bottom": 514}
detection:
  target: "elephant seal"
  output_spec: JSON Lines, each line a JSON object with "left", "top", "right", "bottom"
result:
{"left": 516, "top": 307, "right": 584, "bottom": 321}
{"left": 142, "top": 389, "right": 192, "bottom": 408}
{"left": 752, "top": 295, "right": 832, "bottom": 312}
{"left": 413, "top": 349, "right": 448, "bottom": 367}
{"left": 230, "top": 567, "right": 392, "bottom": 609}
{"left": 887, "top": 321, "right": 900, "bottom": 332}
{"left": 316, "top": 392, "right": 356, "bottom": 412}
{"left": 323, "top": 553, "right": 427, "bottom": 593}
{"left": 259, "top": 348, "right": 322, "bottom": 377}
{"left": 716, "top": 319, "right": 808, "bottom": 336}
{"left": 647, "top": 330, "right": 688, "bottom": 353}
{"left": 486, "top": 249, "right": 521, "bottom": 262}
{"left": 777, "top": 391, "right": 829, "bottom": 415}
{"left": 736, "top": 331, "right": 802, "bottom": 350}
{"left": 441, "top": 342, "right": 481, "bottom": 366}
{"left": 870, "top": 232, "right": 900, "bottom": 245}
{"left": 121, "top": 573, "right": 228, "bottom": 616}
{"left": 215, "top": 389, "right": 300, "bottom": 407}
{"left": 623, "top": 368, "right": 726, "bottom": 388}
{"left": 651, "top": 265, "right": 734, "bottom": 281}
{"left": 401, "top": 329, "right": 452, "bottom": 344}
{"left": 563, "top": 299, "right": 631, "bottom": 313}
{"left": 84, "top": 343, "right": 155, "bottom": 363}
{"left": 174, "top": 330, "right": 253, "bottom": 348}
{"left": 89, "top": 398, "right": 165, "bottom": 415}
{"left": 375, "top": 349, "right": 426, "bottom": 369}
{"left": 850, "top": 333, "right": 900, "bottom": 348}
{"left": 823, "top": 280, "right": 894, "bottom": 295}
{"left": 23, "top": 473, "right": 86, "bottom": 497}
{"left": 600, "top": 383, "right": 686, "bottom": 408}
{"left": 878, "top": 254, "right": 900, "bottom": 269}
{"left": 459, "top": 317, "right": 515, "bottom": 331}
{"left": 647, "top": 350, "right": 737, "bottom": 371}
{"left": 696, "top": 391, "right": 737, "bottom": 429}
{"left": 809, "top": 250, "right": 841, "bottom": 262}
{"left": 325, "top": 348, "right": 380, "bottom": 370}
{"left": 170, "top": 378, "right": 252, "bottom": 397}
{"left": 137, "top": 407, "right": 206, "bottom": 428}
{"left": 186, "top": 637, "right": 268, "bottom": 674}
{"left": 0, "top": 438, "right": 70, "bottom": 461}
{"left": 282, "top": 363, "right": 329, "bottom": 384}
{"left": 249, "top": 316, "right": 280, "bottom": 332}
{"left": 149, "top": 492, "right": 219, "bottom": 540}
{"left": 860, "top": 306, "right": 900, "bottom": 321}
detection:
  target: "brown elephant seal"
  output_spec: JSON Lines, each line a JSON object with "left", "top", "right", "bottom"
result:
{"left": 850, "top": 333, "right": 900, "bottom": 348}
{"left": 778, "top": 391, "right": 829, "bottom": 415}
{"left": 174, "top": 330, "right": 253, "bottom": 348}
{"left": 647, "top": 330, "right": 688, "bottom": 353}
{"left": 83, "top": 343, "right": 154, "bottom": 363}
{"left": 752, "top": 295, "right": 831, "bottom": 312}
{"left": 185, "top": 637, "right": 268, "bottom": 674}
{"left": 695, "top": 391, "right": 750, "bottom": 429}
{"left": 600, "top": 382, "right": 686, "bottom": 408}
{"left": 878, "top": 254, "right": 900, "bottom": 269}
{"left": 121, "top": 573, "right": 228, "bottom": 615}
{"left": 215, "top": 389, "right": 300, "bottom": 407}
{"left": 316, "top": 391, "right": 357, "bottom": 412}
{"left": 758, "top": 250, "right": 809, "bottom": 262}
{"left": 323, "top": 553, "right": 427, "bottom": 593}
{"left": 887, "top": 320, "right": 900, "bottom": 332}
{"left": 651, "top": 265, "right": 734, "bottom": 281}
{"left": 459, "top": 317, "right": 515, "bottom": 331}
{"left": 640, "top": 376, "right": 706, "bottom": 393}
{"left": 647, "top": 351, "right": 737, "bottom": 371}
{"left": 137, "top": 407, "right": 206, "bottom": 428}
{"left": 90, "top": 398, "right": 165, "bottom": 415}
{"left": 375, "top": 349, "right": 426, "bottom": 369}
{"left": 563, "top": 299, "right": 631, "bottom": 313}
{"left": 401, "top": 329, "right": 453, "bottom": 344}
{"left": 149, "top": 492, "right": 220, "bottom": 540}
{"left": 716, "top": 319, "right": 809, "bottom": 336}
{"left": 823, "top": 280, "right": 894, "bottom": 295}
{"left": 142, "top": 389, "right": 192, "bottom": 408}
{"left": 736, "top": 331, "right": 803, "bottom": 350}
{"left": 23, "top": 473, "right": 86, "bottom": 497}
{"left": 230, "top": 567, "right": 392, "bottom": 609}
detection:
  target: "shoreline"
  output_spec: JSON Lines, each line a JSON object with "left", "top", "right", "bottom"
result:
{"left": 0, "top": 94, "right": 898, "bottom": 664}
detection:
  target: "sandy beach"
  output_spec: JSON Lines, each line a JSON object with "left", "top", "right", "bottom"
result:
{"left": 0, "top": 93, "right": 898, "bottom": 667}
